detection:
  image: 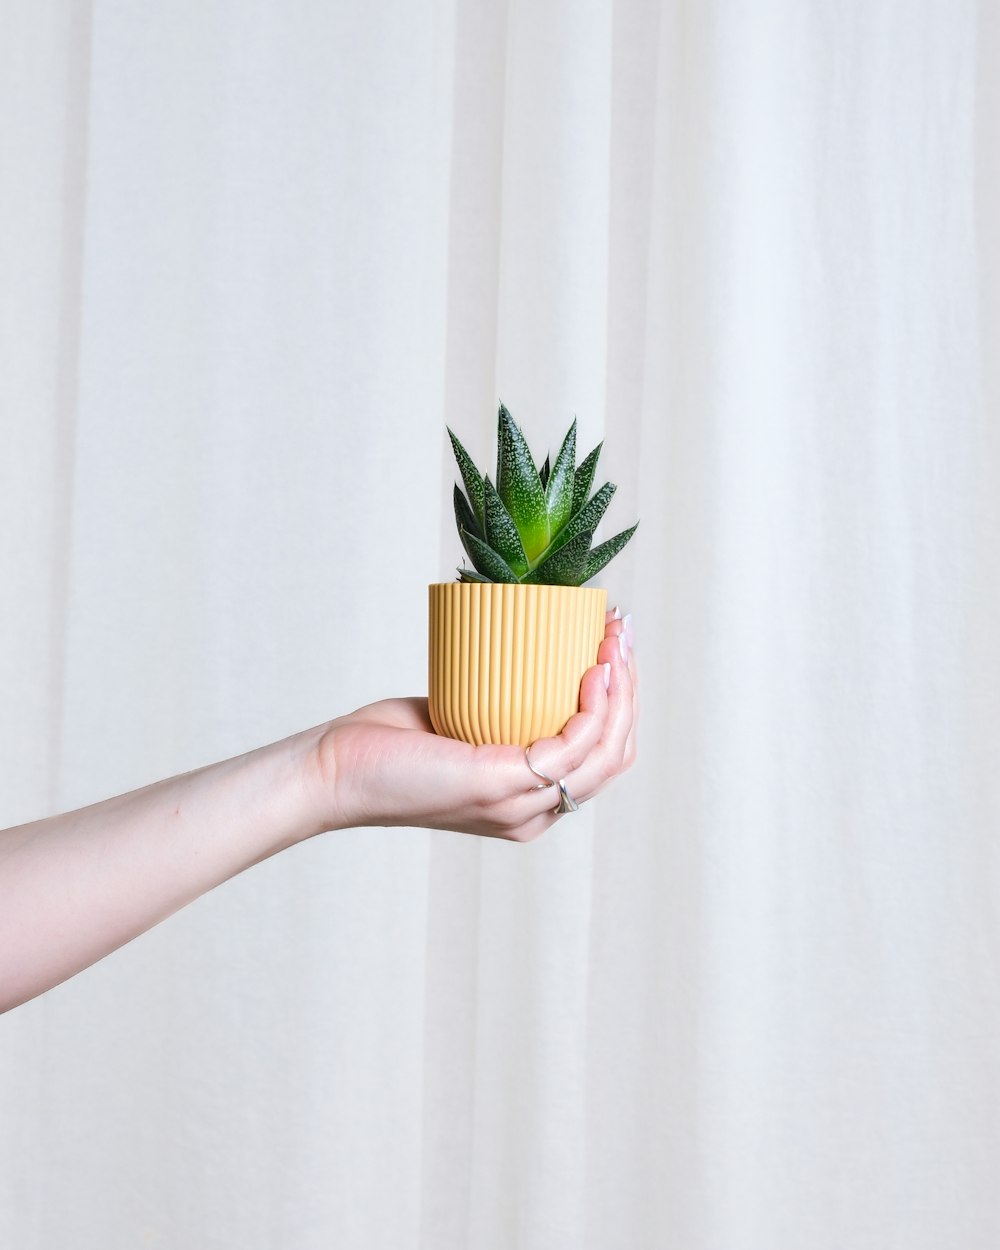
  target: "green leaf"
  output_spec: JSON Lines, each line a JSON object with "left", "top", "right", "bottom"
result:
{"left": 448, "top": 427, "right": 485, "bottom": 529}
{"left": 523, "top": 530, "right": 592, "bottom": 586}
{"left": 539, "top": 454, "right": 551, "bottom": 490}
{"left": 572, "top": 441, "right": 603, "bottom": 515}
{"left": 579, "top": 522, "right": 639, "bottom": 584}
{"left": 531, "top": 481, "right": 616, "bottom": 567}
{"left": 461, "top": 528, "right": 520, "bottom": 583}
{"left": 454, "top": 483, "right": 483, "bottom": 541}
{"left": 564, "top": 481, "right": 616, "bottom": 543}
{"left": 458, "top": 566, "right": 492, "bottom": 583}
{"left": 496, "top": 403, "right": 548, "bottom": 561}
{"left": 457, "top": 525, "right": 479, "bottom": 569}
{"left": 483, "top": 476, "right": 529, "bottom": 576}
{"left": 544, "top": 419, "right": 576, "bottom": 537}
{"left": 454, "top": 487, "right": 483, "bottom": 568}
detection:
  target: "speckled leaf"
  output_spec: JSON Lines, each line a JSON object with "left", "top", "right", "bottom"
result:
{"left": 544, "top": 420, "right": 576, "bottom": 536}
{"left": 462, "top": 528, "right": 520, "bottom": 583}
{"left": 447, "top": 427, "right": 485, "bottom": 529}
{"left": 483, "top": 476, "right": 529, "bottom": 576}
{"left": 496, "top": 404, "right": 548, "bottom": 561}
{"left": 454, "top": 483, "right": 483, "bottom": 542}
{"left": 458, "top": 566, "right": 492, "bottom": 583}
{"left": 458, "top": 528, "right": 479, "bottom": 569}
{"left": 544, "top": 480, "right": 617, "bottom": 561}
{"left": 568, "top": 480, "right": 616, "bottom": 540}
{"left": 523, "top": 530, "right": 592, "bottom": 586}
{"left": 572, "top": 441, "right": 602, "bottom": 515}
{"left": 579, "top": 522, "right": 639, "bottom": 584}
{"left": 539, "top": 454, "right": 551, "bottom": 490}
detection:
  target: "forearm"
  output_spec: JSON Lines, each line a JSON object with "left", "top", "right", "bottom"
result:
{"left": 0, "top": 724, "right": 331, "bottom": 1013}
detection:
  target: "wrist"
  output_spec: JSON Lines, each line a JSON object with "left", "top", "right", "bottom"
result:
{"left": 299, "top": 718, "right": 352, "bottom": 838}
{"left": 234, "top": 723, "right": 345, "bottom": 853}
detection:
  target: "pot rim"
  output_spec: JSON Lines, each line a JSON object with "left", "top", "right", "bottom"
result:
{"left": 428, "top": 581, "right": 606, "bottom": 591}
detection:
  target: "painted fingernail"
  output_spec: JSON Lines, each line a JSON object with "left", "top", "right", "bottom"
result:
{"left": 623, "top": 613, "right": 634, "bottom": 650}
{"left": 603, "top": 662, "right": 612, "bottom": 689}
{"left": 618, "top": 634, "right": 628, "bottom": 661}
{"left": 611, "top": 605, "right": 621, "bottom": 620}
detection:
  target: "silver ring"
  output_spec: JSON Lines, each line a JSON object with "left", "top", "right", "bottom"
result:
{"left": 524, "top": 748, "right": 580, "bottom": 815}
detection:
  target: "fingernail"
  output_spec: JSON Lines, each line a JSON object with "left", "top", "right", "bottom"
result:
{"left": 603, "top": 662, "right": 611, "bottom": 690}
{"left": 618, "top": 634, "right": 628, "bottom": 661}
{"left": 612, "top": 605, "right": 621, "bottom": 620}
{"left": 624, "top": 613, "right": 634, "bottom": 650}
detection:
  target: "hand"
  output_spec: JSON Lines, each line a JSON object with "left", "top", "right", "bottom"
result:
{"left": 0, "top": 610, "right": 635, "bottom": 1009}
{"left": 316, "top": 610, "right": 637, "bottom": 840}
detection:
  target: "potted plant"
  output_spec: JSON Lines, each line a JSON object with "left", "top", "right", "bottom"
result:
{"left": 429, "top": 403, "right": 638, "bottom": 747}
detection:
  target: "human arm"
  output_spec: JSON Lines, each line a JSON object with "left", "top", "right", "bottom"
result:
{"left": 0, "top": 613, "right": 635, "bottom": 1012}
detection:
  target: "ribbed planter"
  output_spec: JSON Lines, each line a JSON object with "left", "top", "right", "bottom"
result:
{"left": 428, "top": 582, "right": 607, "bottom": 747}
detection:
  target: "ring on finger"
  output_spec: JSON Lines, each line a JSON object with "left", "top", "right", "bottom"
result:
{"left": 524, "top": 747, "right": 580, "bottom": 815}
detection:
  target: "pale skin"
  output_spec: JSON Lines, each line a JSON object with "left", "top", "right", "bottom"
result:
{"left": 0, "top": 612, "right": 637, "bottom": 1013}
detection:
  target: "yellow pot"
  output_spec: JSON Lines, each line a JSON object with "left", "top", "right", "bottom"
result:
{"left": 428, "top": 582, "right": 608, "bottom": 747}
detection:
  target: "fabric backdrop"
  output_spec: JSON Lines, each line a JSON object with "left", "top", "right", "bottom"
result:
{"left": 2, "top": 2, "right": 999, "bottom": 1247}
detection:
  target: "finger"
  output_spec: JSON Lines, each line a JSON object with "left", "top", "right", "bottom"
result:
{"left": 606, "top": 612, "right": 638, "bottom": 772}
{"left": 519, "top": 645, "right": 628, "bottom": 822}
{"left": 596, "top": 628, "right": 635, "bottom": 769}
{"left": 559, "top": 629, "right": 634, "bottom": 802}
{"left": 619, "top": 615, "right": 637, "bottom": 769}
{"left": 536, "top": 658, "right": 611, "bottom": 777}
{"left": 492, "top": 612, "right": 629, "bottom": 828}
{"left": 500, "top": 807, "right": 560, "bottom": 844}
{"left": 622, "top": 648, "right": 639, "bottom": 770}
{"left": 506, "top": 660, "right": 612, "bottom": 820}
{"left": 525, "top": 617, "right": 632, "bottom": 810}
{"left": 605, "top": 615, "right": 637, "bottom": 760}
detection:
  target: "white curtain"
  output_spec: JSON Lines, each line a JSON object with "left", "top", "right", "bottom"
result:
{"left": 3, "top": 1, "right": 999, "bottom": 1246}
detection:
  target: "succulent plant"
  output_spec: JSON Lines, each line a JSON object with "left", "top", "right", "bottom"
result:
{"left": 447, "top": 403, "right": 638, "bottom": 586}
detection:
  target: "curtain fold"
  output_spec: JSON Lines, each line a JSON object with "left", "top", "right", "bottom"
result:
{"left": 2, "top": 3, "right": 998, "bottom": 1248}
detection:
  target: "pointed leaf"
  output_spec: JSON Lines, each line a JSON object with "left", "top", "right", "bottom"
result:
{"left": 523, "top": 530, "right": 592, "bottom": 587}
{"left": 579, "top": 522, "right": 639, "bottom": 584}
{"left": 564, "top": 481, "right": 616, "bottom": 544}
{"left": 544, "top": 419, "right": 576, "bottom": 536}
{"left": 539, "top": 454, "right": 551, "bottom": 490}
{"left": 448, "top": 427, "right": 485, "bottom": 529}
{"left": 462, "top": 528, "right": 520, "bottom": 584}
{"left": 458, "top": 567, "right": 492, "bottom": 583}
{"left": 531, "top": 482, "right": 617, "bottom": 566}
{"left": 453, "top": 486, "right": 483, "bottom": 567}
{"left": 572, "top": 441, "right": 603, "bottom": 515}
{"left": 454, "top": 483, "right": 483, "bottom": 542}
{"left": 483, "top": 476, "right": 529, "bottom": 576}
{"left": 457, "top": 519, "right": 480, "bottom": 569}
{"left": 496, "top": 403, "right": 548, "bottom": 561}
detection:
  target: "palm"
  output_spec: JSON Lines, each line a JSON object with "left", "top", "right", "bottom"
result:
{"left": 325, "top": 697, "right": 525, "bottom": 835}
